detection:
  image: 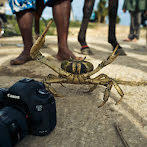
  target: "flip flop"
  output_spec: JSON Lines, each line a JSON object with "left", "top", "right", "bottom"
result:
{"left": 80, "top": 45, "right": 93, "bottom": 55}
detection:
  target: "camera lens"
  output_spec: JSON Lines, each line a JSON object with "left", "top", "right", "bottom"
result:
{"left": 0, "top": 107, "right": 28, "bottom": 146}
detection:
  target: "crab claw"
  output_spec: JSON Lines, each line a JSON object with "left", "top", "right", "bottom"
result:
{"left": 105, "top": 45, "right": 119, "bottom": 65}
{"left": 112, "top": 44, "right": 119, "bottom": 56}
{"left": 30, "top": 19, "right": 53, "bottom": 59}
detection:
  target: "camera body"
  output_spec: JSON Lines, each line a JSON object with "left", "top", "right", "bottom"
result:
{"left": 0, "top": 88, "right": 8, "bottom": 109}
{"left": 0, "top": 79, "right": 56, "bottom": 146}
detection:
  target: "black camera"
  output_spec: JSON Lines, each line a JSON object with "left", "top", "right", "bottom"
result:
{"left": 0, "top": 79, "right": 56, "bottom": 147}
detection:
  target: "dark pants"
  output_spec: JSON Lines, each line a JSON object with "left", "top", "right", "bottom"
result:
{"left": 0, "top": 14, "right": 7, "bottom": 23}
{"left": 128, "top": 11, "right": 142, "bottom": 40}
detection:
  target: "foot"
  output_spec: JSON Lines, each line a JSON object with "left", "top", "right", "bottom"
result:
{"left": 113, "top": 45, "right": 127, "bottom": 56}
{"left": 132, "top": 38, "right": 137, "bottom": 42}
{"left": 56, "top": 50, "right": 83, "bottom": 61}
{"left": 10, "top": 52, "right": 32, "bottom": 65}
{"left": 81, "top": 45, "right": 93, "bottom": 55}
{"left": 123, "top": 38, "right": 132, "bottom": 42}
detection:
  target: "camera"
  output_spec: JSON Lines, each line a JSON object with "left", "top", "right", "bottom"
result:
{"left": 0, "top": 79, "right": 56, "bottom": 147}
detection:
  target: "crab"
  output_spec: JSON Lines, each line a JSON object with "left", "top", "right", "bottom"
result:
{"left": 30, "top": 19, "right": 124, "bottom": 108}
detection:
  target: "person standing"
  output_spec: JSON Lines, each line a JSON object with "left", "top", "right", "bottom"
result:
{"left": 8, "top": 0, "right": 80, "bottom": 65}
{"left": 123, "top": 0, "right": 147, "bottom": 42}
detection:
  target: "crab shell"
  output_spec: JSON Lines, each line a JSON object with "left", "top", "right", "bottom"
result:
{"left": 61, "top": 59, "right": 94, "bottom": 74}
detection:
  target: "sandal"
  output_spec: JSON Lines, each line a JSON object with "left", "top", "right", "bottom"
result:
{"left": 80, "top": 45, "right": 93, "bottom": 55}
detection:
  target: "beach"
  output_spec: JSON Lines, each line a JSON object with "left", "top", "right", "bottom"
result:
{"left": 0, "top": 24, "right": 147, "bottom": 147}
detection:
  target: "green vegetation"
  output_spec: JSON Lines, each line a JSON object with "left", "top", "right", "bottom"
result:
{"left": 3, "top": 15, "right": 96, "bottom": 37}
{"left": 3, "top": 15, "right": 19, "bottom": 37}
{"left": 94, "top": 0, "right": 120, "bottom": 24}
{"left": 96, "top": 0, "right": 108, "bottom": 23}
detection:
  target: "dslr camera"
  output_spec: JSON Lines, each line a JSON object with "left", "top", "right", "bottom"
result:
{"left": 0, "top": 79, "right": 56, "bottom": 147}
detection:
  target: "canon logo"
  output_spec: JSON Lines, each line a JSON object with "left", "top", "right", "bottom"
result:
{"left": 7, "top": 93, "right": 20, "bottom": 99}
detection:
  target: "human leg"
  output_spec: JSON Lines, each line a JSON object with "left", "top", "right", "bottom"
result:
{"left": 108, "top": 0, "right": 118, "bottom": 48}
{"left": 34, "top": 0, "right": 45, "bottom": 40}
{"left": 134, "top": 11, "right": 142, "bottom": 40}
{"left": 0, "top": 14, "right": 5, "bottom": 37}
{"left": 108, "top": 0, "right": 126, "bottom": 55}
{"left": 0, "top": 19, "right": 2, "bottom": 36}
{"left": 52, "top": 0, "right": 78, "bottom": 60}
{"left": 10, "top": 10, "right": 33, "bottom": 65}
{"left": 127, "top": 11, "right": 135, "bottom": 40}
{"left": 78, "top": 0, "right": 95, "bottom": 55}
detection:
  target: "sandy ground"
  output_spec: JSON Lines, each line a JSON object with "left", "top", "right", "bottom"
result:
{"left": 0, "top": 25, "right": 147, "bottom": 147}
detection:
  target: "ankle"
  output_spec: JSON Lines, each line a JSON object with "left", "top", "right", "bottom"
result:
{"left": 78, "top": 36, "right": 87, "bottom": 46}
{"left": 21, "top": 50, "right": 31, "bottom": 56}
{"left": 58, "top": 46, "right": 69, "bottom": 53}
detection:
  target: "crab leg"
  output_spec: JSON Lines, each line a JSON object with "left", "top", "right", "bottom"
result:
{"left": 43, "top": 74, "right": 67, "bottom": 83}
{"left": 98, "top": 82, "right": 113, "bottom": 108}
{"left": 37, "top": 55, "right": 69, "bottom": 77}
{"left": 112, "top": 79, "right": 124, "bottom": 105}
{"left": 30, "top": 19, "right": 53, "bottom": 59}
{"left": 84, "top": 45, "right": 119, "bottom": 77}
{"left": 86, "top": 73, "right": 124, "bottom": 107}
{"left": 44, "top": 82, "right": 62, "bottom": 97}
{"left": 85, "top": 74, "right": 111, "bottom": 85}
{"left": 114, "top": 79, "right": 147, "bottom": 86}
{"left": 84, "top": 84, "right": 97, "bottom": 93}
{"left": 43, "top": 74, "right": 66, "bottom": 97}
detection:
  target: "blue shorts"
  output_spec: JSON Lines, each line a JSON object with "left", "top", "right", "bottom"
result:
{"left": 8, "top": 0, "right": 71, "bottom": 14}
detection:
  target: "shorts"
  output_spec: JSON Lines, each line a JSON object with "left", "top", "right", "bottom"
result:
{"left": 8, "top": 0, "right": 73, "bottom": 14}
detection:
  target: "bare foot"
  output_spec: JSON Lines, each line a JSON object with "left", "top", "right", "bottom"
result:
{"left": 132, "top": 38, "right": 137, "bottom": 42}
{"left": 56, "top": 50, "right": 83, "bottom": 61}
{"left": 123, "top": 38, "right": 132, "bottom": 42}
{"left": 10, "top": 52, "right": 32, "bottom": 65}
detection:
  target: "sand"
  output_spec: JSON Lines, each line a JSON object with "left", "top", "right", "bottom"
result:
{"left": 0, "top": 24, "right": 147, "bottom": 147}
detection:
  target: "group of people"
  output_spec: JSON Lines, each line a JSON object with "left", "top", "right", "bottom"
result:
{"left": 123, "top": 0, "right": 147, "bottom": 42}
{"left": 4, "top": 0, "right": 147, "bottom": 65}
